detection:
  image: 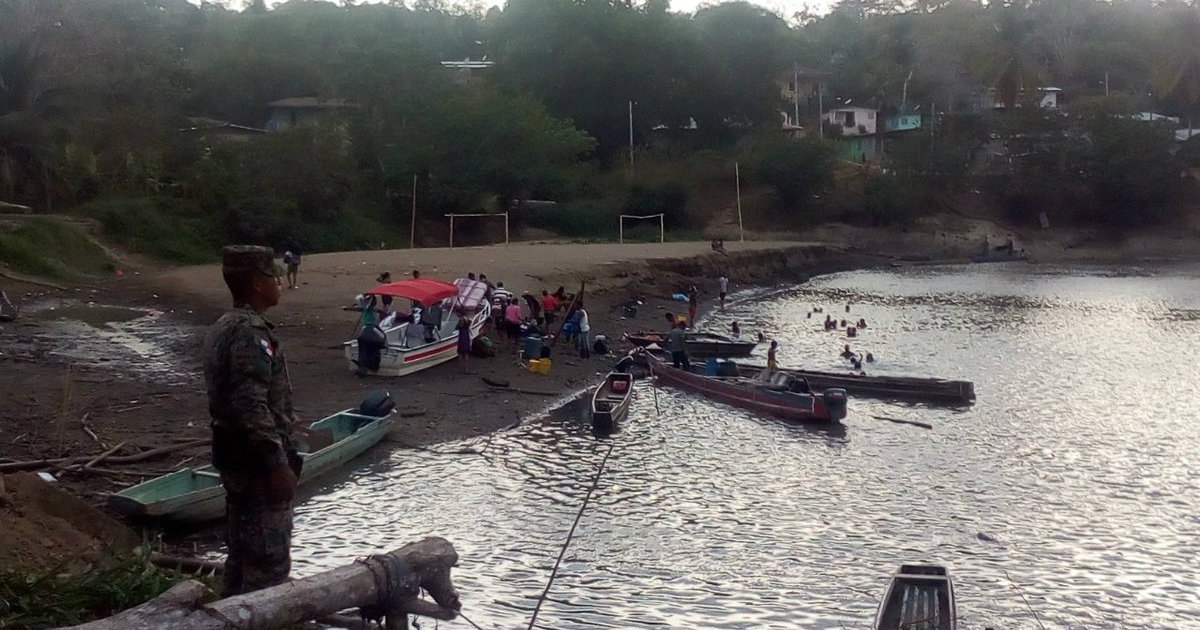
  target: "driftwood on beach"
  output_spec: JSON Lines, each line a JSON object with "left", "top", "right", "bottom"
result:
{"left": 56, "top": 537, "right": 462, "bottom": 630}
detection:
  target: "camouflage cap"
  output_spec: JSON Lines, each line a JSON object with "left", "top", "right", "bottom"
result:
{"left": 222, "top": 245, "right": 285, "bottom": 277}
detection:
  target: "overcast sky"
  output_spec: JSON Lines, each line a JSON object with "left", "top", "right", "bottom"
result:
{"left": 230, "top": 0, "right": 837, "bottom": 19}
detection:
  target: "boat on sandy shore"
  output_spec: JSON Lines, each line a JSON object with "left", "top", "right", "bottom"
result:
{"left": 591, "top": 372, "right": 633, "bottom": 433}
{"left": 645, "top": 352, "right": 847, "bottom": 423}
{"left": 625, "top": 330, "right": 757, "bottom": 358}
{"left": 344, "top": 278, "right": 490, "bottom": 377}
{"left": 0, "top": 291, "right": 16, "bottom": 322}
{"left": 970, "top": 251, "right": 1029, "bottom": 263}
{"left": 737, "top": 364, "right": 974, "bottom": 405}
{"left": 108, "top": 403, "right": 395, "bottom": 522}
{"left": 875, "top": 564, "right": 957, "bottom": 630}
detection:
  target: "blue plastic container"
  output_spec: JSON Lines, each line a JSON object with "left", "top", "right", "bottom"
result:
{"left": 705, "top": 358, "right": 719, "bottom": 376}
{"left": 524, "top": 335, "right": 543, "bottom": 360}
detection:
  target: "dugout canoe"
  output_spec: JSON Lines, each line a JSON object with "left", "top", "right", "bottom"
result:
{"left": 738, "top": 364, "right": 974, "bottom": 405}
{"left": 591, "top": 372, "right": 634, "bottom": 433}
{"left": 624, "top": 331, "right": 757, "bottom": 358}
{"left": 108, "top": 408, "right": 394, "bottom": 523}
{"left": 875, "top": 564, "right": 957, "bottom": 630}
{"left": 647, "top": 352, "right": 847, "bottom": 424}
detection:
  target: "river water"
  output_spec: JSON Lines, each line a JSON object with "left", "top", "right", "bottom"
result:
{"left": 292, "top": 264, "right": 1200, "bottom": 630}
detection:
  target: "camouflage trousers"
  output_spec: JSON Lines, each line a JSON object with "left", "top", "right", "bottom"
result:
{"left": 221, "top": 473, "right": 294, "bottom": 597}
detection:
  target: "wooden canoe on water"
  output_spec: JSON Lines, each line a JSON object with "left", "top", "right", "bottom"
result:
{"left": 108, "top": 409, "right": 393, "bottom": 523}
{"left": 591, "top": 372, "right": 633, "bottom": 433}
{"left": 738, "top": 364, "right": 974, "bottom": 405}
{"left": 625, "top": 331, "right": 758, "bottom": 358}
{"left": 647, "top": 353, "right": 847, "bottom": 423}
{"left": 875, "top": 564, "right": 957, "bottom": 630}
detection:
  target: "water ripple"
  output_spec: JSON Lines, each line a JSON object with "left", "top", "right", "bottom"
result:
{"left": 290, "top": 264, "right": 1200, "bottom": 629}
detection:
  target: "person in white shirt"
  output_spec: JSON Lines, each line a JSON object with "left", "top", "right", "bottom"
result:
{"left": 718, "top": 275, "right": 729, "bottom": 308}
{"left": 576, "top": 306, "right": 591, "bottom": 358}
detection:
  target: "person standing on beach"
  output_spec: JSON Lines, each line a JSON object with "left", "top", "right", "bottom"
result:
{"left": 577, "top": 304, "right": 591, "bottom": 358}
{"left": 542, "top": 290, "right": 560, "bottom": 327}
{"left": 456, "top": 310, "right": 472, "bottom": 372}
{"left": 203, "top": 246, "right": 300, "bottom": 596}
{"left": 718, "top": 275, "right": 728, "bottom": 308}
{"left": 282, "top": 239, "right": 301, "bottom": 290}
{"left": 687, "top": 285, "right": 699, "bottom": 329}
{"left": 666, "top": 320, "right": 690, "bottom": 370}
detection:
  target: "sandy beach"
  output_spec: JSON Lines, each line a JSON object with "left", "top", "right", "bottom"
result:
{"left": 1, "top": 239, "right": 861, "bottom": 533}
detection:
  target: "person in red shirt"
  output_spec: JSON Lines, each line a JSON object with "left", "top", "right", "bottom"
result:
{"left": 541, "top": 290, "right": 560, "bottom": 326}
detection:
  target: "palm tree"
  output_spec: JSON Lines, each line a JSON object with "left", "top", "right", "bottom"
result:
{"left": 985, "top": 5, "right": 1046, "bottom": 109}
{"left": 1153, "top": 5, "right": 1200, "bottom": 132}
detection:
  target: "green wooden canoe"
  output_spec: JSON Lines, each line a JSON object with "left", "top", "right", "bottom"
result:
{"left": 108, "top": 410, "right": 393, "bottom": 523}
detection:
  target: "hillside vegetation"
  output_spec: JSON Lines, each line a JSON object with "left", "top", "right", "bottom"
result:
{"left": 0, "top": 0, "right": 1198, "bottom": 265}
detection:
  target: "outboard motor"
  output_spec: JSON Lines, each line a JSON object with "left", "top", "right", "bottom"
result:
{"left": 821, "top": 388, "right": 849, "bottom": 421}
{"left": 358, "top": 390, "right": 395, "bottom": 417}
{"left": 355, "top": 325, "right": 387, "bottom": 375}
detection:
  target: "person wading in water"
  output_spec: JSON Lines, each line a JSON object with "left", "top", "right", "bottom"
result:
{"left": 203, "top": 246, "right": 303, "bottom": 596}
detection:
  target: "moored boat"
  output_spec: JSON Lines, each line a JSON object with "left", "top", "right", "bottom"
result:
{"left": 344, "top": 278, "right": 490, "bottom": 377}
{"left": 875, "top": 564, "right": 957, "bottom": 630}
{"left": 0, "top": 291, "right": 16, "bottom": 322}
{"left": 738, "top": 365, "right": 974, "bottom": 405}
{"left": 591, "top": 372, "right": 633, "bottom": 433}
{"left": 108, "top": 402, "right": 395, "bottom": 522}
{"left": 645, "top": 352, "right": 847, "bottom": 423}
{"left": 625, "top": 331, "right": 757, "bottom": 358}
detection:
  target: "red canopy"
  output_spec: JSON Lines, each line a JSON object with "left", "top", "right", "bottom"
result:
{"left": 365, "top": 279, "right": 458, "bottom": 304}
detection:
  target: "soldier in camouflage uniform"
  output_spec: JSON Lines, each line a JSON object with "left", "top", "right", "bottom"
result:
{"left": 203, "top": 245, "right": 302, "bottom": 596}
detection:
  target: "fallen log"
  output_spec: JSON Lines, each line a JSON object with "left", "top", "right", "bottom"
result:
{"left": 149, "top": 553, "right": 225, "bottom": 575}
{"left": 83, "top": 441, "right": 128, "bottom": 470}
{"left": 57, "top": 537, "right": 461, "bottom": 630}
{"left": 0, "top": 439, "right": 210, "bottom": 473}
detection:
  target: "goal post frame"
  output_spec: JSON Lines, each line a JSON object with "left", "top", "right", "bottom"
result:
{"left": 444, "top": 212, "right": 509, "bottom": 248}
{"left": 618, "top": 213, "right": 665, "bottom": 244}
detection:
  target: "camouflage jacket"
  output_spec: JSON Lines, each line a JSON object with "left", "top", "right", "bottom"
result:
{"left": 203, "top": 305, "right": 295, "bottom": 473}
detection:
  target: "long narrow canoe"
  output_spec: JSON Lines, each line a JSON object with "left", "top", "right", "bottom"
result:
{"left": 108, "top": 409, "right": 393, "bottom": 523}
{"left": 738, "top": 364, "right": 974, "bottom": 405}
{"left": 625, "top": 331, "right": 757, "bottom": 358}
{"left": 875, "top": 564, "right": 957, "bottom": 630}
{"left": 648, "top": 353, "right": 847, "bottom": 423}
{"left": 591, "top": 372, "right": 633, "bottom": 433}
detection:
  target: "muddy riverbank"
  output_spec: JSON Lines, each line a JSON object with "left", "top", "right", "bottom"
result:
{"left": 0, "top": 241, "right": 883, "bottom": 519}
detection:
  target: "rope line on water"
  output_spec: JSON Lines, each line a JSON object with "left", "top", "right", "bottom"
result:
{"left": 458, "top": 610, "right": 488, "bottom": 630}
{"left": 1004, "top": 569, "right": 1047, "bottom": 630}
{"left": 524, "top": 440, "right": 617, "bottom": 630}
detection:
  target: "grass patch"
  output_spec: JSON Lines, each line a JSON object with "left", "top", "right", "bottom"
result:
{"left": 0, "top": 217, "right": 114, "bottom": 279}
{"left": 0, "top": 556, "right": 211, "bottom": 630}
{"left": 79, "top": 197, "right": 220, "bottom": 265}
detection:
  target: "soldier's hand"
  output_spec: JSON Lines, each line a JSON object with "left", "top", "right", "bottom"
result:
{"left": 267, "top": 465, "right": 298, "bottom": 503}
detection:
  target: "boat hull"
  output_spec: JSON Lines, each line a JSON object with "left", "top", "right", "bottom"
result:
{"left": 649, "top": 356, "right": 846, "bottom": 423}
{"left": 626, "top": 331, "right": 757, "bottom": 358}
{"left": 875, "top": 564, "right": 957, "bottom": 630}
{"left": 738, "top": 365, "right": 974, "bottom": 405}
{"left": 344, "top": 307, "right": 489, "bottom": 377}
{"left": 108, "top": 411, "right": 394, "bottom": 523}
{"left": 591, "top": 372, "right": 634, "bottom": 433}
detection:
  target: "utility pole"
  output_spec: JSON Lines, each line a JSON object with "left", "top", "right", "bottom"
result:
{"left": 1104, "top": 71, "right": 1110, "bottom": 97}
{"left": 793, "top": 64, "right": 800, "bottom": 131}
{"left": 628, "top": 100, "right": 635, "bottom": 176}
{"left": 818, "top": 84, "right": 824, "bottom": 140}
{"left": 409, "top": 174, "right": 417, "bottom": 249}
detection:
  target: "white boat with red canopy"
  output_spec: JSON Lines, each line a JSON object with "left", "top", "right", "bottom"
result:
{"left": 343, "top": 278, "right": 490, "bottom": 377}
